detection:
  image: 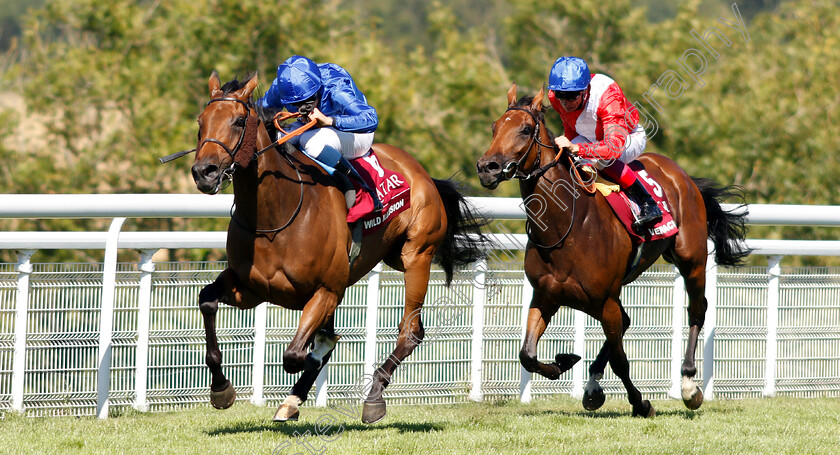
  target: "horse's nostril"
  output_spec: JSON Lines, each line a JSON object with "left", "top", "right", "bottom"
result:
{"left": 191, "top": 163, "right": 219, "bottom": 181}
{"left": 486, "top": 161, "right": 501, "bottom": 172}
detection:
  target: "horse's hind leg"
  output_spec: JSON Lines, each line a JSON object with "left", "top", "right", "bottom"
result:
{"left": 601, "top": 297, "right": 654, "bottom": 417}
{"left": 674, "top": 258, "right": 708, "bottom": 410}
{"left": 520, "top": 295, "right": 581, "bottom": 380}
{"left": 363, "top": 253, "right": 433, "bottom": 424}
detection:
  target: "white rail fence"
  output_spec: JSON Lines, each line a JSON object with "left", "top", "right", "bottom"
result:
{"left": 1, "top": 195, "right": 839, "bottom": 418}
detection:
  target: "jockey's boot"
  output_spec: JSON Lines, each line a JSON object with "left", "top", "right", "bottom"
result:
{"left": 626, "top": 179, "right": 663, "bottom": 231}
{"left": 333, "top": 158, "right": 383, "bottom": 213}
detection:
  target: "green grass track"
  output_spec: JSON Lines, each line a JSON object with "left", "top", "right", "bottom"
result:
{"left": 1, "top": 396, "right": 838, "bottom": 454}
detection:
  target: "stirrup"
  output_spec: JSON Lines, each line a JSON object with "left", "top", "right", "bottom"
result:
{"left": 632, "top": 203, "right": 663, "bottom": 230}
{"left": 369, "top": 190, "right": 383, "bottom": 213}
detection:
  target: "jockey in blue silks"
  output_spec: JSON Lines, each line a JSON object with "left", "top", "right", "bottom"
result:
{"left": 258, "top": 55, "right": 382, "bottom": 212}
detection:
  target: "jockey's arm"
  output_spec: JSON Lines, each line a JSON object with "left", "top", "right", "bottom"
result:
{"left": 575, "top": 88, "right": 632, "bottom": 161}
{"left": 327, "top": 88, "right": 379, "bottom": 133}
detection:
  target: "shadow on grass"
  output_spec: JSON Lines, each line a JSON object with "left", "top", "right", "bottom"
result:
{"left": 520, "top": 408, "right": 704, "bottom": 420}
{"left": 208, "top": 420, "right": 445, "bottom": 437}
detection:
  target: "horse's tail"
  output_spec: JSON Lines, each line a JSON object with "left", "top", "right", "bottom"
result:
{"left": 432, "top": 178, "right": 490, "bottom": 286}
{"left": 692, "top": 177, "right": 753, "bottom": 267}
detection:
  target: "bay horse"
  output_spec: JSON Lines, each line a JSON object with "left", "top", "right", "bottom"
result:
{"left": 476, "top": 84, "right": 750, "bottom": 417}
{"left": 189, "top": 71, "right": 485, "bottom": 424}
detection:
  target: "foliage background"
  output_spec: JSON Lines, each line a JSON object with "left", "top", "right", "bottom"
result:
{"left": 1, "top": 0, "right": 836, "bottom": 262}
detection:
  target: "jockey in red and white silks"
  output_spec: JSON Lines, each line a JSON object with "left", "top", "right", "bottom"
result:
{"left": 547, "top": 56, "right": 662, "bottom": 230}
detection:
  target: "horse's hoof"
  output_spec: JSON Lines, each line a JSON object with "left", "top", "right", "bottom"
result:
{"left": 304, "top": 353, "right": 322, "bottom": 372}
{"left": 683, "top": 386, "right": 704, "bottom": 410}
{"left": 273, "top": 404, "right": 300, "bottom": 422}
{"left": 582, "top": 387, "right": 606, "bottom": 411}
{"left": 632, "top": 400, "right": 655, "bottom": 418}
{"left": 273, "top": 395, "right": 303, "bottom": 422}
{"left": 362, "top": 399, "right": 386, "bottom": 424}
{"left": 209, "top": 380, "right": 236, "bottom": 410}
{"left": 554, "top": 353, "right": 581, "bottom": 373}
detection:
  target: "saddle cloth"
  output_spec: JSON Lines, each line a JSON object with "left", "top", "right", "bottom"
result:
{"left": 346, "top": 150, "right": 411, "bottom": 234}
{"left": 591, "top": 161, "right": 679, "bottom": 244}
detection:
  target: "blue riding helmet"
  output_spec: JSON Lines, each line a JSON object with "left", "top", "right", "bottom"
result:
{"left": 548, "top": 57, "right": 591, "bottom": 92}
{"left": 274, "top": 55, "right": 323, "bottom": 105}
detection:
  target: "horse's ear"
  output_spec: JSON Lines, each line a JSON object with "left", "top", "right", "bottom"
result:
{"left": 507, "top": 82, "right": 518, "bottom": 107}
{"left": 209, "top": 71, "right": 222, "bottom": 96}
{"left": 531, "top": 86, "right": 545, "bottom": 111}
{"left": 241, "top": 72, "right": 259, "bottom": 98}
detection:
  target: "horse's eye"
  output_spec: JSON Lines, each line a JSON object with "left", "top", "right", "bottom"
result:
{"left": 521, "top": 125, "right": 533, "bottom": 136}
{"left": 234, "top": 117, "right": 247, "bottom": 128}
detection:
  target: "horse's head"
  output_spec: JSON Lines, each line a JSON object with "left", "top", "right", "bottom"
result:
{"left": 191, "top": 71, "right": 260, "bottom": 194}
{"left": 476, "top": 83, "right": 547, "bottom": 189}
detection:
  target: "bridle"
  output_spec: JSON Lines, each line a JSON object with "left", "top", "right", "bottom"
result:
{"left": 501, "top": 107, "right": 565, "bottom": 181}
{"left": 196, "top": 97, "right": 257, "bottom": 191}
{"left": 499, "top": 106, "right": 589, "bottom": 250}
{"left": 190, "top": 97, "right": 318, "bottom": 234}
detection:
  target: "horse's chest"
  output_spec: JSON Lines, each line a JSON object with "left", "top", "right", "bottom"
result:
{"left": 524, "top": 248, "right": 610, "bottom": 306}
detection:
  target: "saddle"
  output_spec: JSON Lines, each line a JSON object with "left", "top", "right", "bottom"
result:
{"left": 346, "top": 150, "right": 411, "bottom": 234}
{"left": 579, "top": 161, "right": 678, "bottom": 244}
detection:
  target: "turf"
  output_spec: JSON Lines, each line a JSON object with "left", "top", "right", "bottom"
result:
{"left": 1, "top": 396, "right": 838, "bottom": 454}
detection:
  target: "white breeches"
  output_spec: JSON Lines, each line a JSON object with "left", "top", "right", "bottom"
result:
{"left": 283, "top": 124, "right": 374, "bottom": 160}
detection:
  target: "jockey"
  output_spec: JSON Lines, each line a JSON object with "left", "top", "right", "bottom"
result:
{"left": 258, "top": 55, "right": 382, "bottom": 213}
{"left": 547, "top": 56, "right": 662, "bottom": 231}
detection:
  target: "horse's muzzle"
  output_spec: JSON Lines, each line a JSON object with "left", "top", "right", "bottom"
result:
{"left": 192, "top": 162, "right": 223, "bottom": 194}
{"left": 476, "top": 160, "right": 504, "bottom": 190}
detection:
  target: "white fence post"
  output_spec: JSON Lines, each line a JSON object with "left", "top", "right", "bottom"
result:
{"left": 11, "top": 249, "right": 35, "bottom": 413}
{"left": 670, "top": 266, "right": 686, "bottom": 399}
{"left": 571, "top": 310, "right": 586, "bottom": 399}
{"left": 133, "top": 249, "right": 156, "bottom": 412}
{"left": 363, "top": 263, "right": 383, "bottom": 379}
{"left": 314, "top": 365, "right": 329, "bottom": 407}
{"left": 469, "top": 259, "right": 487, "bottom": 402}
{"left": 97, "top": 217, "right": 126, "bottom": 419}
{"left": 703, "top": 246, "right": 718, "bottom": 400}
{"left": 519, "top": 270, "right": 532, "bottom": 403}
{"left": 763, "top": 255, "right": 782, "bottom": 397}
{"left": 251, "top": 302, "right": 268, "bottom": 406}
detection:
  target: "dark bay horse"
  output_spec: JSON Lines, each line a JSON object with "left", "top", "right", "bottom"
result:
{"left": 190, "top": 72, "right": 485, "bottom": 423}
{"left": 476, "top": 84, "right": 750, "bottom": 417}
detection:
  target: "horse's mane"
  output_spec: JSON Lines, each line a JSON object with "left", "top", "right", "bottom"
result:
{"left": 220, "top": 72, "right": 257, "bottom": 95}
{"left": 515, "top": 95, "right": 547, "bottom": 124}
{"left": 218, "top": 73, "right": 283, "bottom": 144}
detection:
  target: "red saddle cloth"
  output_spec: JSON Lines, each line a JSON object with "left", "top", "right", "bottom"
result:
{"left": 602, "top": 161, "right": 679, "bottom": 244}
{"left": 346, "top": 150, "right": 411, "bottom": 234}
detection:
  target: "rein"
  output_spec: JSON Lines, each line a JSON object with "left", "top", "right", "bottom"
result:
{"left": 502, "top": 106, "right": 595, "bottom": 249}
{"left": 163, "top": 97, "right": 322, "bottom": 235}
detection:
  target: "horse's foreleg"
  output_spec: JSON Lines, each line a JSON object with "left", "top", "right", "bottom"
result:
{"left": 274, "top": 318, "right": 338, "bottom": 422}
{"left": 199, "top": 269, "right": 239, "bottom": 409}
{"left": 583, "top": 304, "right": 631, "bottom": 411}
{"left": 601, "top": 297, "right": 654, "bottom": 417}
{"left": 520, "top": 296, "right": 580, "bottom": 380}
{"left": 283, "top": 288, "right": 340, "bottom": 374}
{"left": 363, "top": 255, "right": 432, "bottom": 424}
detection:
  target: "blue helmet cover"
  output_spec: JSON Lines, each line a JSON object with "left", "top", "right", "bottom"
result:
{"left": 275, "top": 55, "right": 323, "bottom": 105}
{"left": 548, "top": 57, "right": 590, "bottom": 92}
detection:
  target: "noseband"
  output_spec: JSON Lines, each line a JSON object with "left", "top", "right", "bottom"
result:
{"left": 501, "top": 107, "right": 583, "bottom": 250}
{"left": 197, "top": 97, "right": 259, "bottom": 187}
{"left": 501, "top": 107, "right": 563, "bottom": 181}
